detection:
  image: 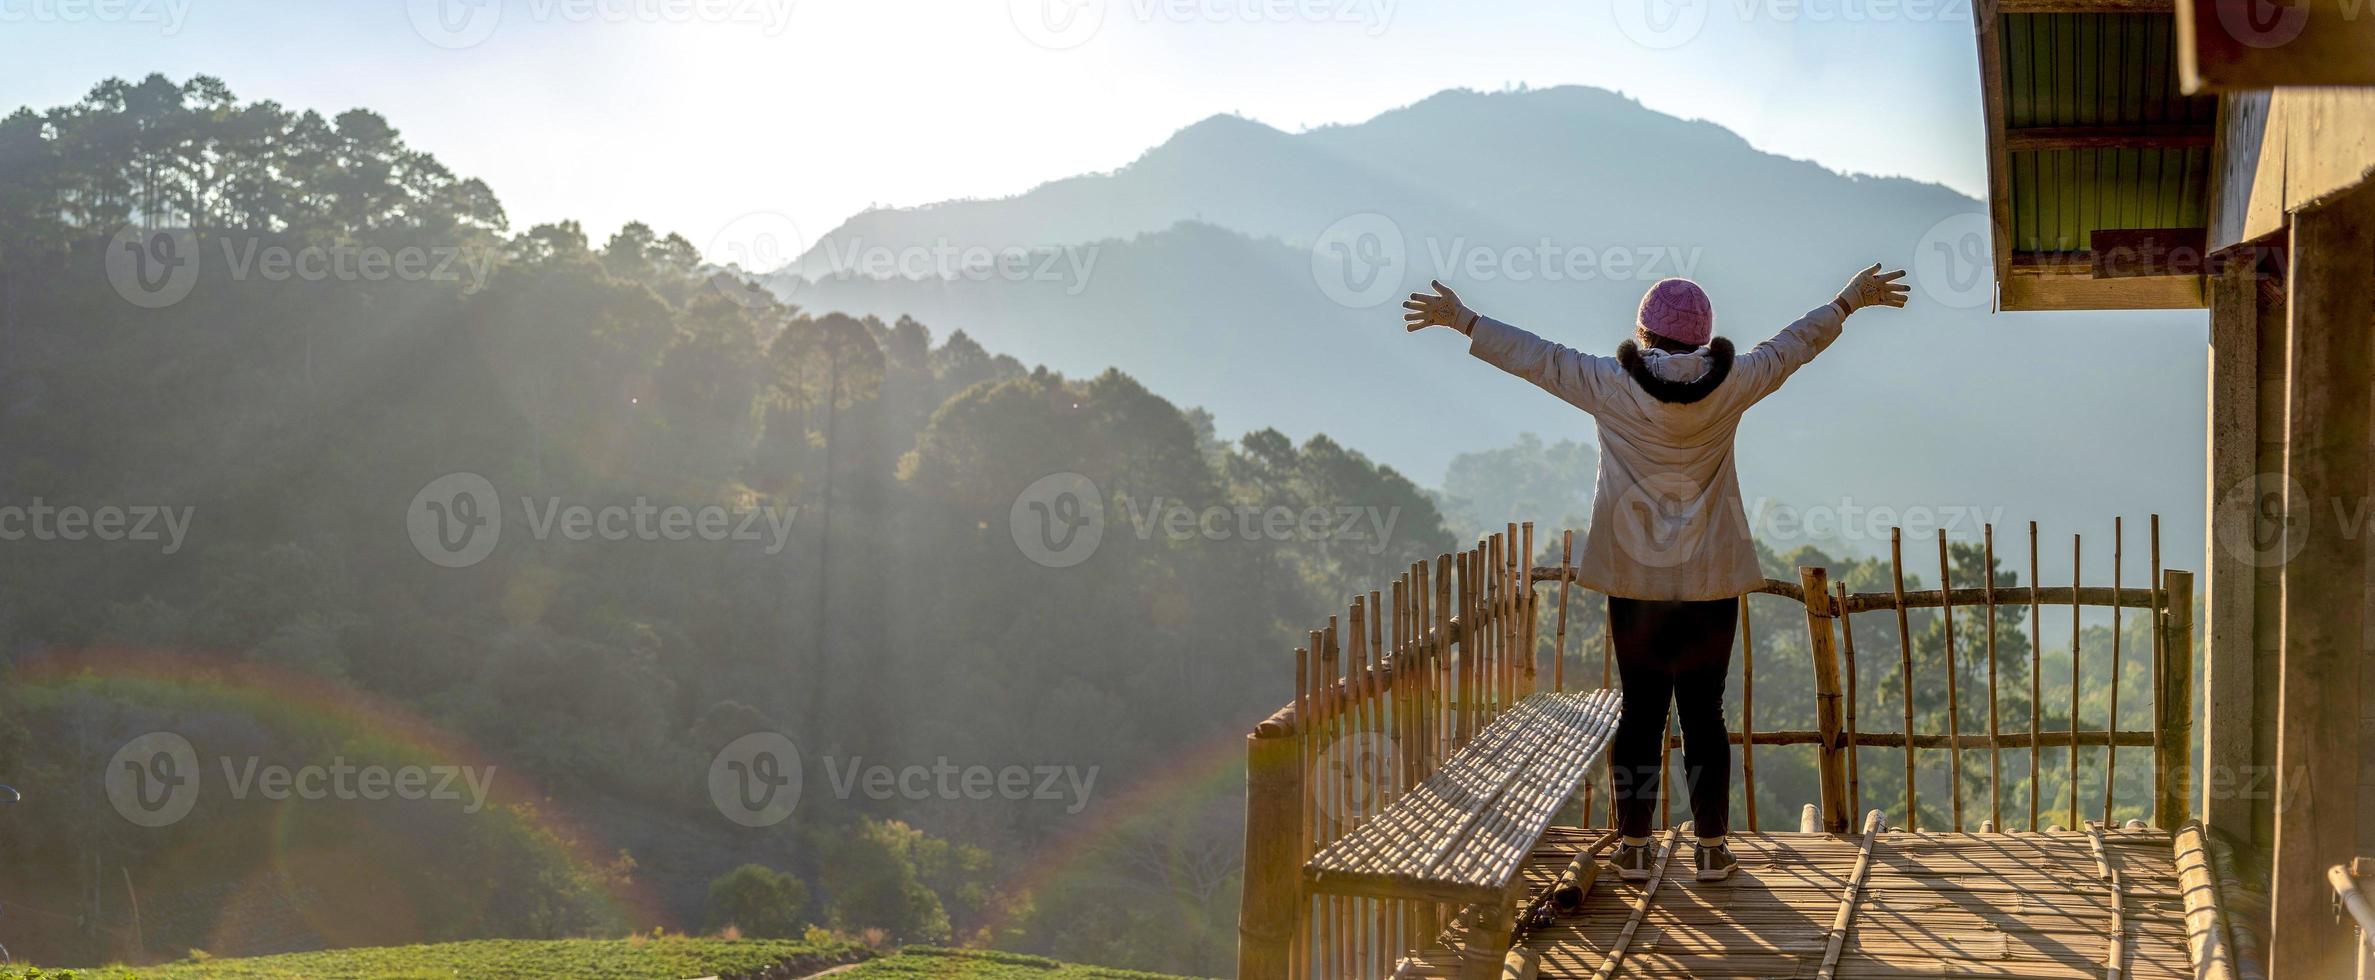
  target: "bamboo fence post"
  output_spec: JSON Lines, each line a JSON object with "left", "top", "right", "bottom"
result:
{"left": 2147, "top": 517, "right": 2164, "bottom": 828}
{"left": 1521, "top": 522, "right": 1537, "bottom": 697}
{"left": 1890, "top": 529, "right": 1918, "bottom": 831}
{"left": 1444, "top": 545, "right": 1463, "bottom": 745}
{"left": 1326, "top": 620, "right": 1346, "bottom": 979}
{"left": 1799, "top": 565, "right": 1849, "bottom": 833}
{"left": 1498, "top": 528, "right": 1514, "bottom": 712}
{"left": 1313, "top": 626, "right": 1336, "bottom": 979}
{"left": 1984, "top": 523, "right": 2002, "bottom": 832}
{"left": 2070, "top": 534, "right": 2082, "bottom": 831}
{"left": 1291, "top": 646, "right": 1311, "bottom": 979}
{"left": 2108, "top": 517, "right": 2123, "bottom": 828}
{"left": 1352, "top": 594, "right": 1372, "bottom": 980}
{"left": 1239, "top": 712, "right": 1303, "bottom": 980}
{"left": 2157, "top": 569, "right": 2194, "bottom": 829}
{"left": 2029, "top": 522, "right": 2043, "bottom": 832}
{"left": 1484, "top": 535, "right": 1500, "bottom": 722}
{"left": 1740, "top": 593, "right": 1757, "bottom": 831}
{"left": 1432, "top": 555, "right": 1449, "bottom": 767}
{"left": 1938, "top": 530, "right": 1964, "bottom": 832}
{"left": 1368, "top": 588, "right": 1387, "bottom": 977}
{"left": 1554, "top": 530, "right": 1573, "bottom": 694}
{"left": 1839, "top": 582, "right": 1861, "bottom": 819}
{"left": 1392, "top": 579, "right": 1410, "bottom": 800}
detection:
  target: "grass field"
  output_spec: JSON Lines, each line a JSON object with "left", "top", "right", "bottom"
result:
{"left": 0, "top": 940, "right": 1203, "bottom": 979}
{"left": 0, "top": 936, "right": 869, "bottom": 979}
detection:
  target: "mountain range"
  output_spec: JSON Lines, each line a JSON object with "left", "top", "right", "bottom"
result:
{"left": 764, "top": 86, "right": 2208, "bottom": 573}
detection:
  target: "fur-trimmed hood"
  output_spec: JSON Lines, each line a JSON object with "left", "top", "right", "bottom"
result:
{"left": 1615, "top": 337, "right": 1734, "bottom": 404}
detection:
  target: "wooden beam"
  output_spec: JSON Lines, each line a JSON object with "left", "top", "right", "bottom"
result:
{"left": 2202, "top": 259, "right": 2260, "bottom": 840}
{"left": 1975, "top": 0, "right": 2014, "bottom": 302}
{"left": 2156, "top": 569, "right": 2195, "bottom": 830}
{"left": 2006, "top": 124, "right": 2215, "bottom": 153}
{"left": 2003, "top": 269, "right": 2209, "bottom": 310}
{"left": 2178, "top": 0, "right": 2375, "bottom": 91}
{"left": 2090, "top": 229, "right": 2213, "bottom": 279}
{"left": 2267, "top": 180, "right": 2375, "bottom": 980}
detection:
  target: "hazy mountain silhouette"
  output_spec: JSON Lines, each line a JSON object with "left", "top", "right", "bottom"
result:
{"left": 770, "top": 86, "right": 2208, "bottom": 571}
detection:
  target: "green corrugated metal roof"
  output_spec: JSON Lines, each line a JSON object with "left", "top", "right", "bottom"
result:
{"left": 1998, "top": 12, "right": 2216, "bottom": 253}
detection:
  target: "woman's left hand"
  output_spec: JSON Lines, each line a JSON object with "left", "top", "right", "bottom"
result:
{"left": 1403, "top": 280, "right": 1478, "bottom": 334}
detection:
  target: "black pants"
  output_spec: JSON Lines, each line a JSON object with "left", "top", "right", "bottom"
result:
{"left": 1607, "top": 596, "right": 1737, "bottom": 840}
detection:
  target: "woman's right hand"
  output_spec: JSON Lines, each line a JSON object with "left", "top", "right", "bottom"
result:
{"left": 1403, "top": 280, "right": 1479, "bottom": 334}
{"left": 1834, "top": 264, "right": 1910, "bottom": 314}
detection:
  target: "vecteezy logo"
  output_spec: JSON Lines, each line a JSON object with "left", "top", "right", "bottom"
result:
{"left": 1614, "top": 0, "right": 1708, "bottom": 50}
{"left": 2214, "top": 471, "right": 2308, "bottom": 569}
{"left": 407, "top": 472, "right": 503, "bottom": 568}
{"left": 709, "top": 732, "right": 803, "bottom": 827}
{"left": 1009, "top": 0, "right": 1104, "bottom": 49}
{"left": 1310, "top": 212, "right": 1405, "bottom": 309}
{"left": 107, "top": 731, "right": 200, "bottom": 828}
{"left": 105, "top": 226, "right": 200, "bottom": 309}
{"left": 1313, "top": 732, "right": 1393, "bottom": 823}
{"left": 408, "top": 0, "right": 504, "bottom": 49}
{"left": 2215, "top": 0, "right": 2307, "bottom": 49}
{"left": 1915, "top": 212, "right": 1994, "bottom": 310}
{"left": 707, "top": 211, "right": 805, "bottom": 307}
{"left": 1010, "top": 472, "right": 1105, "bottom": 568}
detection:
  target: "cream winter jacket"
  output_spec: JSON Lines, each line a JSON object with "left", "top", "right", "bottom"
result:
{"left": 1466, "top": 304, "right": 1847, "bottom": 601}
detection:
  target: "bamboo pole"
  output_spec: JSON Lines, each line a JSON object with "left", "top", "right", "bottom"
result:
{"left": 2070, "top": 534, "right": 2082, "bottom": 831}
{"left": 1938, "top": 530, "right": 1964, "bottom": 832}
{"left": 2029, "top": 521, "right": 2043, "bottom": 832}
{"left": 1292, "top": 646, "right": 1311, "bottom": 980}
{"left": 1589, "top": 826, "right": 1680, "bottom": 980}
{"left": 1240, "top": 718, "right": 1304, "bottom": 980}
{"left": 1740, "top": 593, "right": 1757, "bottom": 831}
{"left": 1890, "top": 529, "right": 1918, "bottom": 831}
{"left": 2107, "top": 518, "right": 2122, "bottom": 828}
{"left": 1314, "top": 625, "right": 1336, "bottom": 980}
{"left": 1800, "top": 565, "right": 1848, "bottom": 833}
{"left": 1521, "top": 522, "right": 1536, "bottom": 697}
{"left": 1984, "top": 524, "right": 2001, "bottom": 832}
{"left": 1838, "top": 582, "right": 1861, "bottom": 820}
{"left": 2147, "top": 516, "right": 2164, "bottom": 828}
{"left": 1815, "top": 810, "right": 1886, "bottom": 980}
{"left": 1444, "top": 550, "right": 1463, "bottom": 749}
{"left": 2175, "top": 822, "right": 2240, "bottom": 980}
{"left": 1368, "top": 588, "right": 1387, "bottom": 977}
{"left": 1553, "top": 530, "right": 1573, "bottom": 694}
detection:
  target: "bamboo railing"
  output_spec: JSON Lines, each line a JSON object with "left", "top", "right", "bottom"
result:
{"left": 1239, "top": 517, "right": 2197, "bottom": 980}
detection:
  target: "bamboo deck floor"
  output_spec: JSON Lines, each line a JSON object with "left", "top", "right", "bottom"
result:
{"left": 1402, "top": 825, "right": 2197, "bottom": 979}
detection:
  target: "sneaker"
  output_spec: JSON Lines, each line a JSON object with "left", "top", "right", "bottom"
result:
{"left": 1694, "top": 842, "right": 1738, "bottom": 882}
{"left": 1608, "top": 842, "right": 1655, "bottom": 882}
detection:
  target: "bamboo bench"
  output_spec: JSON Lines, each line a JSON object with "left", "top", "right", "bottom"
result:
{"left": 1303, "top": 688, "right": 1621, "bottom": 979}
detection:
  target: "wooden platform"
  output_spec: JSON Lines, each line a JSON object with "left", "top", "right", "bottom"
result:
{"left": 1400, "top": 825, "right": 2199, "bottom": 979}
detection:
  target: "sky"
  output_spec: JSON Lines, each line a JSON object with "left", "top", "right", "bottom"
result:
{"left": 1, "top": 0, "right": 1990, "bottom": 262}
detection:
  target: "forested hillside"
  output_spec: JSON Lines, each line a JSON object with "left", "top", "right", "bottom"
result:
{"left": 0, "top": 75, "right": 1454, "bottom": 976}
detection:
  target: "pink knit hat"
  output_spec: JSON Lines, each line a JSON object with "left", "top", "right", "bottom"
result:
{"left": 1637, "top": 278, "right": 1714, "bottom": 347}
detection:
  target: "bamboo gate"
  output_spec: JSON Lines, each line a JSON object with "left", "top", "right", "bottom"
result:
{"left": 1239, "top": 518, "right": 2198, "bottom": 980}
